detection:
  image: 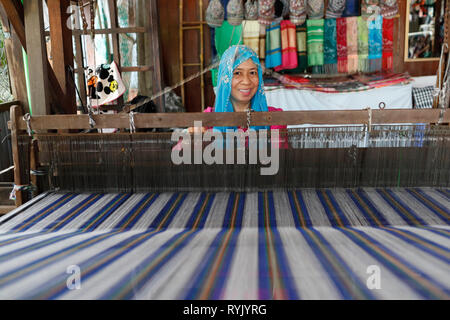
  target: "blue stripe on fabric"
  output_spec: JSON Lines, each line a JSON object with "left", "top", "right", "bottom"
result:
{"left": 30, "top": 230, "right": 163, "bottom": 299}
{"left": 0, "top": 230, "right": 119, "bottom": 288}
{"left": 258, "top": 228, "right": 272, "bottom": 300}
{"left": 325, "top": 190, "right": 350, "bottom": 226}
{"left": 270, "top": 228, "right": 300, "bottom": 299}
{"left": 11, "top": 194, "right": 78, "bottom": 232}
{"left": 339, "top": 227, "right": 450, "bottom": 299}
{"left": 316, "top": 190, "right": 341, "bottom": 227}
{"left": 406, "top": 188, "right": 450, "bottom": 222}
{"left": 435, "top": 189, "right": 450, "bottom": 200}
{"left": 101, "top": 229, "right": 198, "bottom": 299}
{"left": 78, "top": 193, "right": 132, "bottom": 231}
{"left": 116, "top": 193, "right": 160, "bottom": 230}
{"left": 296, "top": 190, "right": 312, "bottom": 227}
{"left": 222, "top": 192, "right": 236, "bottom": 229}
{"left": 44, "top": 194, "right": 104, "bottom": 231}
{"left": 354, "top": 189, "right": 390, "bottom": 226}
{"left": 384, "top": 189, "right": 428, "bottom": 225}
{"left": 375, "top": 189, "right": 424, "bottom": 226}
{"left": 182, "top": 229, "right": 231, "bottom": 299}
{"left": 149, "top": 193, "right": 187, "bottom": 229}
{"left": 382, "top": 227, "right": 450, "bottom": 264}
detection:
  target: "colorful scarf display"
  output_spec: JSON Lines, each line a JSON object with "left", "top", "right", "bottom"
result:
{"left": 307, "top": 0, "right": 324, "bottom": 19}
{"left": 243, "top": 20, "right": 260, "bottom": 56}
{"left": 346, "top": 17, "right": 358, "bottom": 74}
{"left": 326, "top": 0, "right": 346, "bottom": 19}
{"left": 306, "top": 19, "right": 324, "bottom": 69}
{"left": 336, "top": 17, "right": 347, "bottom": 73}
{"left": 368, "top": 14, "right": 383, "bottom": 72}
{"left": 284, "top": 23, "right": 308, "bottom": 73}
{"left": 343, "top": 0, "right": 359, "bottom": 17}
{"left": 274, "top": 20, "right": 298, "bottom": 71}
{"left": 382, "top": 17, "right": 394, "bottom": 71}
{"left": 289, "top": 0, "right": 306, "bottom": 25}
{"left": 259, "top": 0, "right": 276, "bottom": 25}
{"left": 265, "top": 21, "right": 282, "bottom": 68}
{"left": 357, "top": 16, "right": 369, "bottom": 72}
{"left": 214, "top": 45, "right": 269, "bottom": 132}
{"left": 323, "top": 19, "right": 337, "bottom": 74}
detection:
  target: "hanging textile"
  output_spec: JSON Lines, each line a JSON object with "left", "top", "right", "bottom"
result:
{"left": 243, "top": 20, "right": 261, "bottom": 55}
{"left": 326, "top": 0, "right": 346, "bottom": 19}
{"left": 336, "top": 17, "right": 348, "bottom": 73}
{"left": 265, "top": 21, "right": 282, "bottom": 68}
{"left": 245, "top": 0, "right": 259, "bottom": 20}
{"left": 382, "top": 17, "right": 394, "bottom": 71}
{"left": 206, "top": 0, "right": 225, "bottom": 28}
{"left": 259, "top": 24, "right": 267, "bottom": 62}
{"left": 85, "top": 62, "right": 126, "bottom": 107}
{"left": 361, "top": 0, "right": 380, "bottom": 18}
{"left": 357, "top": 16, "right": 369, "bottom": 72}
{"left": 220, "top": 0, "right": 231, "bottom": 19}
{"left": 346, "top": 17, "right": 358, "bottom": 74}
{"left": 306, "top": 18, "right": 324, "bottom": 70}
{"left": 259, "top": 0, "right": 276, "bottom": 25}
{"left": 380, "top": 0, "right": 398, "bottom": 19}
{"left": 324, "top": 19, "right": 337, "bottom": 74}
{"left": 368, "top": 14, "right": 383, "bottom": 72}
{"left": 284, "top": 22, "right": 308, "bottom": 73}
{"left": 307, "top": 0, "right": 324, "bottom": 19}
{"left": 343, "top": 0, "right": 359, "bottom": 17}
{"left": 227, "top": 0, "right": 244, "bottom": 26}
{"left": 274, "top": 20, "right": 298, "bottom": 71}
{"left": 289, "top": 0, "right": 306, "bottom": 25}
{"left": 212, "top": 21, "right": 243, "bottom": 86}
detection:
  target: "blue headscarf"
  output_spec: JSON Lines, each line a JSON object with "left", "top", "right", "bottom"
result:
{"left": 214, "top": 45, "right": 269, "bottom": 132}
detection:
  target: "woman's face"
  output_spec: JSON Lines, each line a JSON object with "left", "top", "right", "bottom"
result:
{"left": 230, "top": 59, "right": 259, "bottom": 109}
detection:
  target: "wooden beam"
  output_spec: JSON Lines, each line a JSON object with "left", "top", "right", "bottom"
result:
{"left": 0, "top": 0, "right": 66, "bottom": 114}
{"left": 44, "top": 26, "right": 147, "bottom": 36}
{"left": 48, "top": 0, "right": 76, "bottom": 114}
{"left": 23, "top": 0, "right": 50, "bottom": 115}
{"left": 107, "top": 0, "right": 124, "bottom": 107}
{"left": 147, "top": 0, "right": 165, "bottom": 112}
{"left": 0, "top": 100, "right": 20, "bottom": 112}
{"left": 9, "top": 105, "right": 24, "bottom": 206}
{"left": 10, "top": 109, "right": 450, "bottom": 131}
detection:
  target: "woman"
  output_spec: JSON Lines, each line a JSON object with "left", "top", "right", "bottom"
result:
{"left": 189, "top": 45, "right": 286, "bottom": 133}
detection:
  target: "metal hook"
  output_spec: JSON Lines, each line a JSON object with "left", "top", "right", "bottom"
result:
{"left": 23, "top": 113, "right": 32, "bottom": 136}
{"left": 129, "top": 111, "right": 136, "bottom": 134}
{"left": 378, "top": 102, "right": 386, "bottom": 110}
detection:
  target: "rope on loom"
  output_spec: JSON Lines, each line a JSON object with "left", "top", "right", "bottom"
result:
{"left": 9, "top": 184, "right": 37, "bottom": 201}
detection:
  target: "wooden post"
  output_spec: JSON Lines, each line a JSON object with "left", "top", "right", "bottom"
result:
{"left": 108, "top": 0, "right": 124, "bottom": 107}
{"left": 48, "top": 0, "right": 76, "bottom": 114}
{"left": 148, "top": 0, "right": 165, "bottom": 112}
{"left": 10, "top": 105, "right": 23, "bottom": 206}
{"left": 0, "top": 3, "right": 29, "bottom": 113}
{"left": 23, "top": 0, "right": 50, "bottom": 115}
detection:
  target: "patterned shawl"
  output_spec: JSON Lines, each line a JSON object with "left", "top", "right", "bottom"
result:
{"left": 323, "top": 19, "right": 337, "bottom": 74}
{"left": 382, "top": 17, "right": 394, "bottom": 71}
{"left": 346, "top": 17, "right": 358, "bottom": 74}
{"left": 306, "top": 19, "right": 324, "bottom": 67}
{"left": 259, "top": 0, "right": 276, "bottom": 25}
{"left": 336, "top": 17, "right": 348, "bottom": 73}
{"left": 289, "top": 0, "right": 306, "bottom": 25}
{"left": 368, "top": 14, "right": 383, "bottom": 72}
{"left": 243, "top": 20, "right": 261, "bottom": 56}
{"left": 326, "top": 0, "right": 346, "bottom": 19}
{"left": 274, "top": 20, "right": 298, "bottom": 71}
{"left": 265, "top": 21, "right": 282, "bottom": 69}
{"left": 357, "top": 16, "right": 369, "bottom": 72}
{"left": 307, "top": 0, "right": 324, "bottom": 19}
{"left": 214, "top": 45, "right": 269, "bottom": 132}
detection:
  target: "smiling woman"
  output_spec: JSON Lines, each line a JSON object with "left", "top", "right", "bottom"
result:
{"left": 189, "top": 45, "right": 286, "bottom": 133}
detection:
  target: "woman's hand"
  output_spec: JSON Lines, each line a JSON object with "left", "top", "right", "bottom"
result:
{"left": 187, "top": 126, "right": 207, "bottom": 134}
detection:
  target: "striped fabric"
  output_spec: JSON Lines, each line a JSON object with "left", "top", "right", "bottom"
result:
{"left": 0, "top": 188, "right": 448, "bottom": 299}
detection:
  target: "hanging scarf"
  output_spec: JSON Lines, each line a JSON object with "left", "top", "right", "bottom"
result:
{"left": 206, "top": 0, "right": 225, "bottom": 28}
{"left": 285, "top": 23, "right": 308, "bottom": 73}
{"left": 289, "top": 0, "right": 306, "bottom": 25}
{"left": 274, "top": 20, "right": 298, "bottom": 71}
{"left": 245, "top": 0, "right": 259, "bottom": 20}
{"left": 307, "top": 0, "right": 324, "bottom": 19}
{"left": 336, "top": 17, "right": 347, "bottom": 73}
{"left": 212, "top": 21, "right": 243, "bottom": 86}
{"left": 265, "top": 21, "right": 282, "bottom": 68}
{"left": 343, "top": 0, "right": 359, "bottom": 17}
{"left": 227, "top": 0, "right": 244, "bottom": 26}
{"left": 259, "top": 24, "right": 267, "bottom": 62}
{"left": 346, "top": 17, "right": 358, "bottom": 74}
{"left": 326, "top": 0, "right": 345, "bottom": 19}
{"left": 368, "top": 14, "right": 383, "bottom": 72}
{"left": 243, "top": 20, "right": 261, "bottom": 55}
{"left": 259, "top": 0, "right": 276, "bottom": 25}
{"left": 214, "top": 45, "right": 269, "bottom": 132}
{"left": 306, "top": 19, "right": 324, "bottom": 71}
{"left": 381, "top": 0, "right": 398, "bottom": 19}
{"left": 323, "top": 19, "right": 337, "bottom": 74}
{"left": 361, "top": 0, "right": 380, "bottom": 18}
{"left": 382, "top": 17, "right": 394, "bottom": 71}
{"left": 357, "top": 16, "right": 369, "bottom": 72}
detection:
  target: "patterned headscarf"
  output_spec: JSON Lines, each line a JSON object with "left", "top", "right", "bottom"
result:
{"left": 214, "top": 45, "right": 269, "bottom": 132}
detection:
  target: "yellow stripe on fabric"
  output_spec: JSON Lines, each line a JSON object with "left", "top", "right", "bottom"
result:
{"left": 192, "top": 194, "right": 212, "bottom": 230}
{"left": 81, "top": 194, "right": 129, "bottom": 232}
{"left": 156, "top": 193, "right": 185, "bottom": 230}
{"left": 321, "top": 190, "right": 344, "bottom": 227}
{"left": 292, "top": 191, "right": 307, "bottom": 228}
{"left": 379, "top": 189, "right": 421, "bottom": 226}
{"left": 349, "top": 190, "right": 383, "bottom": 227}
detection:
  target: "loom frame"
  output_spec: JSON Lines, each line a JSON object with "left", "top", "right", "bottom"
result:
{"left": 7, "top": 104, "right": 450, "bottom": 207}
